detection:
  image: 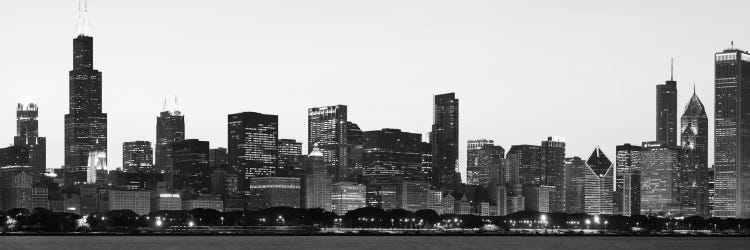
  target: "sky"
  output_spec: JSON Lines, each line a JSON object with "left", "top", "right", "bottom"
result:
{"left": 1, "top": 0, "right": 749, "bottom": 180}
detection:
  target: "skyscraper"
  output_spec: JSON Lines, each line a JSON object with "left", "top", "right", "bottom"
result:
{"left": 155, "top": 110, "right": 185, "bottom": 174}
{"left": 615, "top": 143, "right": 642, "bottom": 215}
{"left": 361, "top": 128, "right": 423, "bottom": 180}
{"left": 541, "top": 136, "right": 566, "bottom": 212}
{"left": 301, "top": 144, "right": 332, "bottom": 210}
{"left": 228, "top": 112, "right": 279, "bottom": 186}
{"left": 172, "top": 139, "right": 209, "bottom": 193}
{"left": 506, "top": 145, "right": 543, "bottom": 187}
{"left": 308, "top": 105, "right": 348, "bottom": 182}
{"left": 13, "top": 103, "right": 46, "bottom": 175}
{"left": 430, "top": 93, "right": 459, "bottom": 190}
{"left": 64, "top": 11, "right": 107, "bottom": 170}
{"left": 640, "top": 141, "right": 681, "bottom": 215}
{"left": 208, "top": 147, "right": 228, "bottom": 167}
{"left": 346, "top": 122, "right": 364, "bottom": 180}
{"left": 656, "top": 59, "right": 678, "bottom": 147}
{"left": 278, "top": 139, "right": 302, "bottom": 177}
{"left": 122, "top": 141, "right": 153, "bottom": 173}
{"left": 583, "top": 147, "right": 614, "bottom": 215}
{"left": 680, "top": 90, "right": 709, "bottom": 217}
{"left": 466, "top": 144, "right": 504, "bottom": 186}
{"left": 564, "top": 157, "right": 586, "bottom": 213}
{"left": 467, "top": 139, "right": 494, "bottom": 168}
{"left": 714, "top": 46, "right": 750, "bottom": 218}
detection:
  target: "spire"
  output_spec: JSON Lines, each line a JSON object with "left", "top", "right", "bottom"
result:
{"left": 76, "top": 0, "right": 91, "bottom": 36}
{"left": 693, "top": 83, "right": 696, "bottom": 95}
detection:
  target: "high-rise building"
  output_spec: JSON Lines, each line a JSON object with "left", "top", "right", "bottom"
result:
{"left": 467, "top": 144, "right": 504, "bottom": 186}
{"left": 467, "top": 139, "right": 494, "bottom": 168}
{"left": 331, "top": 182, "right": 366, "bottom": 215}
{"left": 361, "top": 128, "right": 423, "bottom": 180}
{"left": 13, "top": 103, "right": 46, "bottom": 175}
{"left": 615, "top": 143, "right": 642, "bottom": 215}
{"left": 430, "top": 93, "right": 459, "bottom": 190}
{"left": 564, "top": 157, "right": 586, "bottom": 213}
{"left": 640, "top": 141, "right": 681, "bottom": 215}
{"left": 155, "top": 110, "right": 185, "bottom": 173}
{"left": 656, "top": 60, "right": 678, "bottom": 147}
{"left": 583, "top": 147, "right": 614, "bottom": 215}
{"left": 680, "top": 90, "right": 710, "bottom": 217}
{"left": 172, "top": 139, "right": 209, "bottom": 193}
{"left": 208, "top": 147, "right": 227, "bottom": 167}
{"left": 228, "top": 112, "right": 279, "bottom": 185}
{"left": 122, "top": 141, "right": 153, "bottom": 172}
{"left": 108, "top": 190, "right": 152, "bottom": 215}
{"left": 346, "top": 122, "right": 364, "bottom": 180}
{"left": 64, "top": 30, "right": 107, "bottom": 171}
{"left": 506, "top": 145, "right": 543, "bottom": 188}
{"left": 278, "top": 139, "right": 302, "bottom": 177}
{"left": 301, "top": 145, "right": 332, "bottom": 210}
{"left": 522, "top": 185, "right": 555, "bottom": 213}
{"left": 308, "top": 105, "right": 348, "bottom": 182}
{"left": 541, "top": 136, "right": 566, "bottom": 212}
{"left": 714, "top": 47, "right": 750, "bottom": 218}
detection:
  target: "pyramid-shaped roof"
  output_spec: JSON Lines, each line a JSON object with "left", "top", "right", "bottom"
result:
{"left": 586, "top": 147, "right": 612, "bottom": 176}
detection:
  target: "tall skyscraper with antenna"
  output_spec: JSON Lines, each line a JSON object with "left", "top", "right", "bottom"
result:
{"left": 656, "top": 59, "right": 677, "bottom": 147}
{"left": 155, "top": 98, "right": 185, "bottom": 174}
{"left": 64, "top": 1, "right": 108, "bottom": 172}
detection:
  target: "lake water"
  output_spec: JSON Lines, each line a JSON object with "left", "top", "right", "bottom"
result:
{"left": 1, "top": 236, "right": 747, "bottom": 249}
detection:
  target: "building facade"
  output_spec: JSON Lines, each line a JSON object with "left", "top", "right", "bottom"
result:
{"left": 64, "top": 34, "right": 107, "bottom": 171}
{"left": 656, "top": 62, "right": 678, "bottom": 147}
{"left": 155, "top": 110, "right": 185, "bottom": 173}
{"left": 583, "top": 147, "right": 614, "bottom": 215}
{"left": 228, "top": 112, "right": 279, "bottom": 184}
{"left": 308, "top": 105, "right": 348, "bottom": 182}
{"left": 430, "top": 93, "right": 459, "bottom": 190}
{"left": 714, "top": 48, "right": 750, "bottom": 218}
{"left": 122, "top": 141, "right": 153, "bottom": 172}
{"left": 13, "top": 103, "right": 46, "bottom": 175}
{"left": 680, "top": 91, "right": 710, "bottom": 217}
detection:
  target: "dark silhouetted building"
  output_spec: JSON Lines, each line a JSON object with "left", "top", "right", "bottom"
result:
{"left": 278, "top": 139, "right": 302, "bottom": 177}
{"left": 209, "top": 147, "right": 227, "bottom": 167}
{"left": 430, "top": 93, "right": 459, "bottom": 190}
{"left": 564, "top": 156, "right": 585, "bottom": 213}
{"left": 347, "top": 122, "right": 364, "bottom": 180}
{"left": 541, "top": 136, "right": 566, "bottom": 212}
{"left": 122, "top": 141, "right": 153, "bottom": 172}
{"left": 64, "top": 34, "right": 107, "bottom": 171}
{"left": 228, "top": 112, "right": 279, "bottom": 187}
{"left": 155, "top": 110, "right": 185, "bottom": 173}
{"left": 361, "top": 128, "right": 423, "bottom": 180}
{"left": 13, "top": 103, "right": 46, "bottom": 175}
{"left": 172, "top": 139, "right": 209, "bottom": 193}
{"left": 656, "top": 60, "right": 678, "bottom": 147}
{"left": 308, "top": 105, "right": 348, "bottom": 182}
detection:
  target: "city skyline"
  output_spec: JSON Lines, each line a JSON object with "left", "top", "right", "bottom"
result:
{"left": 3, "top": 1, "right": 750, "bottom": 180}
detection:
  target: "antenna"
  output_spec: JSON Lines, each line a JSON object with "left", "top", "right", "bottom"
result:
{"left": 732, "top": 41, "right": 734, "bottom": 49}
{"left": 162, "top": 97, "right": 167, "bottom": 111}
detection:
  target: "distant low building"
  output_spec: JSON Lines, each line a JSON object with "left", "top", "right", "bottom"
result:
{"left": 152, "top": 193, "right": 182, "bottom": 212}
{"left": 182, "top": 197, "right": 224, "bottom": 212}
{"left": 109, "top": 190, "right": 151, "bottom": 215}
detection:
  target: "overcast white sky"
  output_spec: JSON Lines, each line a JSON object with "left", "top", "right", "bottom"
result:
{"left": 1, "top": 0, "right": 748, "bottom": 179}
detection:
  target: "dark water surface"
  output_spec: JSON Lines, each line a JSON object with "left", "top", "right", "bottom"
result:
{"left": 1, "top": 236, "right": 747, "bottom": 250}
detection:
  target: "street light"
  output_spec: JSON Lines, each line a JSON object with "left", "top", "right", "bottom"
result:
{"left": 585, "top": 219, "right": 591, "bottom": 230}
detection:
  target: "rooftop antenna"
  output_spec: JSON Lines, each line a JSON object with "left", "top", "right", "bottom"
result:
{"left": 162, "top": 97, "right": 167, "bottom": 111}
{"left": 731, "top": 41, "right": 734, "bottom": 49}
{"left": 174, "top": 95, "right": 179, "bottom": 111}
